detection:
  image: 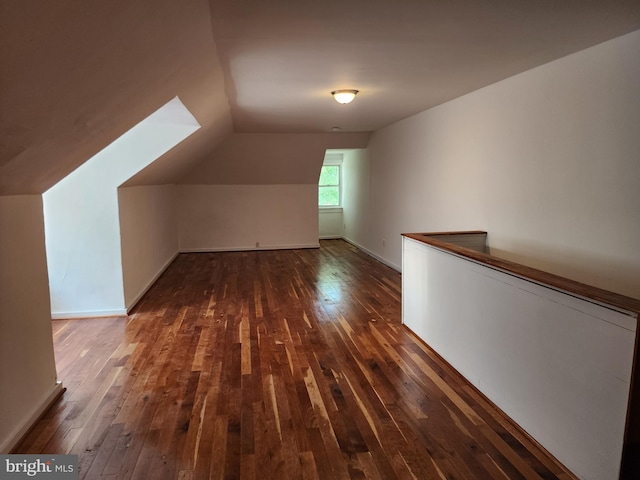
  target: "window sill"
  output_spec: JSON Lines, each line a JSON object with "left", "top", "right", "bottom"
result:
{"left": 319, "top": 206, "right": 343, "bottom": 213}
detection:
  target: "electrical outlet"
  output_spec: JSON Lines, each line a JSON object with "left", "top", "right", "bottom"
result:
{"left": 382, "top": 238, "right": 386, "bottom": 247}
{"left": 256, "top": 241, "right": 260, "bottom": 248}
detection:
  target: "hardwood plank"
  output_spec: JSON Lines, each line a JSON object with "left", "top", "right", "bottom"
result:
{"left": 15, "top": 240, "right": 578, "bottom": 480}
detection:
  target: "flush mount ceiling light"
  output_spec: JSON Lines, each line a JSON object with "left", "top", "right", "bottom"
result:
{"left": 331, "top": 89, "right": 359, "bottom": 104}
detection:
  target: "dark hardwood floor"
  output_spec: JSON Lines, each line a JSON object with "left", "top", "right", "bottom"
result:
{"left": 16, "top": 240, "right": 576, "bottom": 479}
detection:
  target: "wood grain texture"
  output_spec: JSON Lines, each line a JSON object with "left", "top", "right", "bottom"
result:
{"left": 16, "top": 240, "right": 576, "bottom": 479}
{"left": 403, "top": 232, "right": 640, "bottom": 314}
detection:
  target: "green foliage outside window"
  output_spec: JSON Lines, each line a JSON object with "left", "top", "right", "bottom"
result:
{"left": 318, "top": 165, "right": 340, "bottom": 206}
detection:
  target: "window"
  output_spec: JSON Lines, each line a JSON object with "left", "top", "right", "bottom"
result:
{"left": 318, "top": 164, "right": 340, "bottom": 207}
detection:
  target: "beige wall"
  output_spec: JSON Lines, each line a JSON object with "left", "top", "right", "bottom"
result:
{"left": 178, "top": 185, "right": 319, "bottom": 251}
{"left": 177, "top": 132, "right": 370, "bottom": 252}
{"left": 0, "top": 196, "right": 59, "bottom": 452}
{"left": 354, "top": 31, "right": 640, "bottom": 298}
{"left": 119, "top": 185, "right": 179, "bottom": 310}
{"left": 342, "top": 149, "right": 371, "bottom": 250}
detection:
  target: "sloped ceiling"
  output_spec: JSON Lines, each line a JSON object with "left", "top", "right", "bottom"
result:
{"left": 178, "top": 132, "right": 370, "bottom": 185}
{"left": 0, "top": 0, "right": 232, "bottom": 195}
{"left": 210, "top": 0, "right": 640, "bottom": 133}
{"left": 2, "top": 1, "right": 640, "bottom": 194}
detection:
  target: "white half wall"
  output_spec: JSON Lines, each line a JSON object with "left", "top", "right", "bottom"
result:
{"left": 178, "top": 184, "right": 319, "bottom": 251}
{"left": 402, "top": 236, "right": 638, "bottom": 480}
{"left": 0, "top": 195, "right": 59, "bottom": 452}
{"left": 319, "top": 209, "right": 343, "bottom": 239}
{"left": 362, "top": 30, "right": 640, "bottom": 298}
{"left": 43, "top": 97, "right": 200, "bottom": 318}
{"left": 118, "top": 185, "right": 179, "bottom": 310}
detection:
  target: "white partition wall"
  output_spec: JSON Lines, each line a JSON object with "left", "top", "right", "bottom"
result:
{"left": 0, "top": 196, "right": 60, "bottom": 452}
{"left": 402, "top": 235, "right": 639, "bottom": 480}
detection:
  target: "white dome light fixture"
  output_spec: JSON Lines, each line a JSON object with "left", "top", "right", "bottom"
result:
{"left": 331, "top": 89, "right": 359, "bottom": 104}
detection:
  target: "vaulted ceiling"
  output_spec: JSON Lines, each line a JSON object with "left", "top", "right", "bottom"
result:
{"left": 2, "top": 0, "right": 639, "bottom": 194}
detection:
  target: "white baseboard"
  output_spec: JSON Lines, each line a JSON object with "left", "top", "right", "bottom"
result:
{"left": 181, "top": 243, "right": 320, "bottom": 253}
{"left": 49, "top": 242, "right": 392, "bottom": 320}
{"left": 51, "top": 309, "right": 128, "bottom": 320}
{"left": 51, "top": 253, "right": 180, "bottom": 318}
{"left": 125, "top": 252, "right": 179, "bottom": 313}
{"left": 342, "top": 237, "right": 401, "bottom": 272}
{"left": 2, "top": 381, "right": 64, "bottom": 453}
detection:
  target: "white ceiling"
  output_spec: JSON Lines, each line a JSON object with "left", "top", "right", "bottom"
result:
{"left": 2, "top": 1, "right": 639, "bottom": 194}
{"left": 210, "top": 0, "right": 640, "bottom": 133}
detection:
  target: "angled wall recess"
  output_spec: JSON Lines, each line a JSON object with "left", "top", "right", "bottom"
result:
{"left": 43, "top": 97, "right": 200, "bottom": 318}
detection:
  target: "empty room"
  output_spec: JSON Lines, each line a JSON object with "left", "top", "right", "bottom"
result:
{"left": 2, "top": 1, "right": 640, "bottom": 479}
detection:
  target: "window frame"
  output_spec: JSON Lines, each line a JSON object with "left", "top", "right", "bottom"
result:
{"left": 318, "top": 156, "right": 343, "bottom": 209}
